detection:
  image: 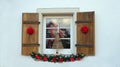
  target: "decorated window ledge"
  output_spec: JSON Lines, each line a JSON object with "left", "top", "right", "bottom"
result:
{"left": 30, "top": 52, "right": 85, "bottom": 63}
{"left": 22, "top": 8, "right": 95, "bottom": 63}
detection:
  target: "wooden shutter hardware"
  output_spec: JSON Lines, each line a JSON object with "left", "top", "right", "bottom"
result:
{"left": 75, "top": 44, "right": 93, "bottom": 47}
{"left": 75, "top": 20, "right": 91, "bottom": 23}
{"left": 23, "top": 21, "right": 40, "bottom": 24}
{"left": 23, "top": 44, "right": 40, "bottom": 46}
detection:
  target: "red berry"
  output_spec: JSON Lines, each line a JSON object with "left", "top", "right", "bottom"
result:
{"left": 43, "top": 56, "right": 47, "bottom": 61}
{"left": 35, "top": 55, "right": 40, "bottom": 60}
{"left": 70, "top": 57, "right": 74, "bottom": 61}
{"left": 77, "top": 57, "right": 81, "bottom": 61}
{"left": 59, "top": 58, "right": 64, "bottom": 62}
{"left": 52, "top": 57, "right": 56, "bottom": 62}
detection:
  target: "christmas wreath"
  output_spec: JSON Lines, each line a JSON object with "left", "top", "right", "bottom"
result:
{"left": 81, "top": 26, "right": 88, "bottom": 34}
{"left": 30, "top": 52, "right": 85, "bottom": 63}
{"left": 27, "top": 27, "right": 34, "bottom": 35}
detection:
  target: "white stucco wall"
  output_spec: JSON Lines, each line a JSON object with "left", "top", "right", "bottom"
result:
{"left": 0, "top": 0, "right": 120, "bottom": 67}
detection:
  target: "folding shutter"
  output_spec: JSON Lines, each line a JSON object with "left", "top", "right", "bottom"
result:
{"left": 22, "top": 13, "right": 40, "bottom": 56}
{"left": 76, "top": 12, "right": 95, "bottom": 56}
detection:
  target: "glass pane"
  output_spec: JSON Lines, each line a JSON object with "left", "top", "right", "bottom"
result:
{"left": 46, "top": 18, "right": 58, "bottom": 28}
{"left": 46, "top": 39, "right": 54, "bottom": 49}
{"left": 61, "top": 39, "right": 70, "bottom": 49}
{"left": 46, "top": 29, "right": 57, "bottom": 38}
{"left": 45, "top": 17, "right": 71, "bottom": 49}
{"left": 59, "top": 29, "right": 70, "bottom": 38}
{"left": 46, "top": 39, "right": 70, "bottom": 49}
{"left": 59, "top": 18, "right": 70, "bottom": 27}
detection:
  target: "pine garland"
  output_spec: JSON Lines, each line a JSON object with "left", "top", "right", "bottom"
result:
{"left": 30, "top": 52, "right": 85, "bottom": 63}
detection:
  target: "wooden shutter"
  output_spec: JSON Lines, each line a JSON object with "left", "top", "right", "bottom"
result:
{"left": 76, "top": 12, "right": 95, "bottom": 56}
{"left": 22, "top": 13, "right": 39, "bottom": 56}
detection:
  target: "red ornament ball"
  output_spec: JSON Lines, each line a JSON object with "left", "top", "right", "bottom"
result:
{"left": 27, "top": 27, "right": 34, "bottom": 35}
{"left": 52, "top": 57, "right": 56, "bottom": 62}
{"left": 59, "top": 58, "right": 64, "bottom": 62}
{"left": 70, "top": 57, "right": 74, "bottom": 62}
{"left": 43, "top": 56, "right": 47, "bottom": 61}
{"left": 77, "top": 57, "right": 81, "bottom": 61}
{"left": 35, "top": 55, "right": 40, "bottom": 60}
{"left": 81, "top": 26, "right": 88, "bottom": 34}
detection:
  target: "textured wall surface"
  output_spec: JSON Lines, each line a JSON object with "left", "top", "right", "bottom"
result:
{"left": 0, "top": 0, "right": 120, "bottom": 67}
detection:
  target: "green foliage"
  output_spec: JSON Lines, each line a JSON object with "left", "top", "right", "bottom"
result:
{"left": 30, "top": 52, "right": 85, "bottom": 63}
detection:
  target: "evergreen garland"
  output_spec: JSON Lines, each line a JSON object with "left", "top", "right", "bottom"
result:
{"left": 30, "top": 52, "right": 85, "bottom": 63}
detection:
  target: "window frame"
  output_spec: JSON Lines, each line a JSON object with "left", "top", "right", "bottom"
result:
{"left": 37, "top": 8, "right": 79, "bottom": 54}
{"left": 43, "top": 16, "right": 73, "bottom": 54}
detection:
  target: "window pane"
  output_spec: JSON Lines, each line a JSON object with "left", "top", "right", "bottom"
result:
{"left": 46, "top": 39, "right": 54, "bottom": 49}
{"left": 46, "top": 18, "right": 58, "bottom": 28}
{"left": 59, "top": 29, "right": 70, "bottom": 38}
{"left": 46, "top": 39, "right": 64, "bottom": 49}
{"left": 46, "top": 29, "right": 57, "bottom": 38}
{"left": 61, "top": 39, "right": 70, "bottom": 49}
{"left": 46, "top": 39, "right": 70, "bottom": 49}
{"left": 45, "top": 17, "right": 71, "bottom": 49}
{"left": 59, "top": 18, "right": 70, "bottom": 27}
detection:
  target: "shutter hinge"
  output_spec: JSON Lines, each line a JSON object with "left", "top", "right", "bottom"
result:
{"left": 23, "top": 44, "right": 40, "bottom": 46}
{"left": 23, "top": 21, "right": 40, "bottom": 24}
{"left": 75, "top": 44, "right": 92, "bottom": 47}
{"left": 75, "top": 20, "right": 91, "bottom": 23}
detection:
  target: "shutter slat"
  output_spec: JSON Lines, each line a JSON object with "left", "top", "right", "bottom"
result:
{"left": 22, "top": 13, "right": 39, "bottom": 56}
{"left": 76, "top": 12, "right": 95, "bottom": 56}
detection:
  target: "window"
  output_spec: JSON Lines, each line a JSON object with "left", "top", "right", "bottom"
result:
{"left": 43, "top": 16, "right": 73, "bottom": 54}
{"left": 37, "top": 8, "right": 79, "bottom": 54}
{"left": 45, "top": 16, "right": 72, "bottom": 49}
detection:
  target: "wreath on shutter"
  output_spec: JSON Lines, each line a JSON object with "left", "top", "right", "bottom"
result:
{"left": 27, "top": 27, "right": 34, "bottom": 35}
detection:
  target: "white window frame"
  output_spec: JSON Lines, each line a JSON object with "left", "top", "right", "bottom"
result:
{"left": 37, "top": 8, "right": 79, "bottom": 54}
{"left": 43, "top": 16, "right": 73, "bottom": 54}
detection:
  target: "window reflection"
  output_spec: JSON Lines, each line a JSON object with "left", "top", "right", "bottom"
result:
{"left": 46, "top": 39, "right": 70, "bottom": 49}
{"left": 46, "top": 18, "right": 71, "bottom": 49}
